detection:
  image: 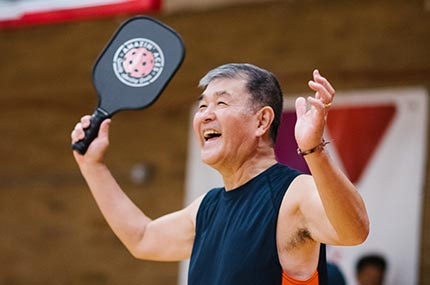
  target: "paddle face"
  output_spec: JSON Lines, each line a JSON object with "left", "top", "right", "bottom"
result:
{"left": 94, "top": 16, "right": 185, "bottom": 114}
{"left": 72, "top": 16, "right": 185, "bottom": 154}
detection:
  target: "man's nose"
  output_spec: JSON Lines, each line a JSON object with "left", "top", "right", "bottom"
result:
{"left": 202, "top": 106, "right": 216, "bottom": 122}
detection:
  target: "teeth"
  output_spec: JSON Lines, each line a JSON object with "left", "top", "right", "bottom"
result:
{"left": 204, "top": 130, "right": 219, "bottom": 136}
{"left": 203, "top": 129, "right": 221, "bottom": 140}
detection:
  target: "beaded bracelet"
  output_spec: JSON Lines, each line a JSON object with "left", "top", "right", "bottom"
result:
{"left": 297, "top": 139, "right": 330, "bottom": 156}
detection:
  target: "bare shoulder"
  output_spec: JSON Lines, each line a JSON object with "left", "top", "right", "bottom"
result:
{"left": 277, "top": 174, "right": 315, "bottom": 245}
{"left": 276, "top": 174, "right": 321, "bottom": 279}
{"left": 182, "top": 193, "right": 206, "bottom": 227}
{"left": 278, "top": 174, "right": 315, "bottom": 222}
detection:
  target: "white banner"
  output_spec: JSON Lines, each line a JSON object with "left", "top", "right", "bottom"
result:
{"left": 320, "top": 87, "right": 428, "bottom": 285}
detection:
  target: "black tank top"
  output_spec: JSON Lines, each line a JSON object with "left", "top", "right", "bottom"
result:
{"left": 188, "top": 163, "right": 326, "bottom": 285}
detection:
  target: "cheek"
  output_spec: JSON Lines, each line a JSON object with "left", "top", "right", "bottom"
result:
{"left": 226, "top": 115, "right": 254, "bottom": 136}
{"left": 223, "top": 123, "right": 250, "bottom": 147}
{"left": 192, "top": 114, "right": 201, "bottom": 139}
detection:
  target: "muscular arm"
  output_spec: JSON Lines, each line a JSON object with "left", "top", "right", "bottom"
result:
{"left": 277, "top": 70, "right": 369, "bottom": 280}
{"left": 72, "top": 117, "right": 200, "bottom": 261}
{"left": 292, "top": 70, "right": 369, "bottom": 246}
{"left": 298, "top": 153, "right": 369, "bottom": 245}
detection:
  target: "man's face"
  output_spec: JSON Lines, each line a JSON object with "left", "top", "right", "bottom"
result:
{"left": 357, "top": 266, "right": 385, "bottom": 285}
{"left": 193, "top": 78, "right": 259, "bottom": 169}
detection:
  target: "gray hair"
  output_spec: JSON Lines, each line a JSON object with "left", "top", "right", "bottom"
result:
{"left": 199, "top": 63, "right": 283, "bottom": 143}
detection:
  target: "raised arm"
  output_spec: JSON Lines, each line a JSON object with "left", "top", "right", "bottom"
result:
{"left": 71, "top": 116, "right": 200, "bottom": 261}
{"left": 293, "top": 70, "right": 369, "bottom": 245}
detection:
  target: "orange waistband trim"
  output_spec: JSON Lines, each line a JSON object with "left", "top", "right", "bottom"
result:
{"left": 282, "top": 270, "right": 319, "bottom": 285}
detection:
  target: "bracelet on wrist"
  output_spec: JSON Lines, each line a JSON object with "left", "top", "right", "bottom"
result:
{"left": 297, "top": 139, "right": 330, "bottom": 156}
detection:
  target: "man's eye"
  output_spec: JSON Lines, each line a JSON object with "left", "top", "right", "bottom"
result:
{"left": 217, "top": 101, "right": 227, "bottom": 106}
{"left": 198, "top": 104, "right": 207, "bottom": 109}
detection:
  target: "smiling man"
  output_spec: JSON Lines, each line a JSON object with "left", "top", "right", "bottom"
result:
{"left": 71, "top": 63, "right": 369, "bottom": 285}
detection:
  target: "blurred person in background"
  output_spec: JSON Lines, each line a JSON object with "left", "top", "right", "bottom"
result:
{"left": 356, "top": 254, "right": 387, "bottom": 285}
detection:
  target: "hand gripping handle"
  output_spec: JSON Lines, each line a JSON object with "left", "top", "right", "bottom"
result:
{"left": 71, "top": 108, "right": 110, "bottom": 155}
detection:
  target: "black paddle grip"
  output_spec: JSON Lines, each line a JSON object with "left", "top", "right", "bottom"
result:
{"left": 72, "top": 108, "right": 110, "bottom": 155}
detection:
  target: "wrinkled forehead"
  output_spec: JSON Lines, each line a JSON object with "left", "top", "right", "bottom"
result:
{"left": 198, "top": 77, "right": 249, "bottom": 101}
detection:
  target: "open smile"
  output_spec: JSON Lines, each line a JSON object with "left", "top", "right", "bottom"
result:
{"left": 203, "top": 129, "right": 221, "bottom": 142}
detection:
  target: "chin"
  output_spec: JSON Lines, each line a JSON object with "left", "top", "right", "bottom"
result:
{"left": 200, "top": 152, "right": 221, "bottom": 168}
{"left": 201, "top": 155, "right": 216, "bottom": 167}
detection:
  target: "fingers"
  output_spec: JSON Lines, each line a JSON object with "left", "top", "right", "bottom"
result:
{"left": 80, "top": 115, "right": 92, "bottom": 128}
{"left": 313, "top": 69, "right": 335, "bottom": 94}
{"left": 308, "top": 69, "right": 335, "bottom": 107}
{"left": 307, "top": 96, "right": 326, "bottom": 113}
{"left": 70, "top": 115, "right": 94, "bottom": 143}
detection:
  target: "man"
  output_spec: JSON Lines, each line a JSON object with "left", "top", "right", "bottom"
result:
{"left": 71, "top": 63, "right": 369, "bottom": 284}
{"left": 356, "top": 254, "right": 387, "bottom": 285}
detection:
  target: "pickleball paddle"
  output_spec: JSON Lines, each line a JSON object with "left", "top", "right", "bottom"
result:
{"left": 72, "top": 16, "right": 185, "bottom": 154}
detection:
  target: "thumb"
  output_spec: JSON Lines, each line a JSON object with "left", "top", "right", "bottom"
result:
{"left": 295, "top": 97, "right": 307, "bottom": 119}
{"left": 98, "top": 118, "right": 111, "bottom": 139}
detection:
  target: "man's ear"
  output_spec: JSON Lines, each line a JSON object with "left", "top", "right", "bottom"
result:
{"left": 255, "top": 106, "right": 275, "bottom": 137}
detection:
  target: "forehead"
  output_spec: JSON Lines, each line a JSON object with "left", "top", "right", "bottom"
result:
{"left": 199, "top": 78, "right": 248, "bottom": 101}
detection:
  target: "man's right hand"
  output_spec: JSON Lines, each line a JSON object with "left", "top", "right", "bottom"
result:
{"left": 71, "top": 115, "right": 111, "bottom": 166}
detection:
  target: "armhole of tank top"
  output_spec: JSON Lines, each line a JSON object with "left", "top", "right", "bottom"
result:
{"left": 194, "top": 188, "right": 219, "bottom": 234}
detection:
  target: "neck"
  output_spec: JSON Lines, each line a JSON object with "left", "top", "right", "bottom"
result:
{"left": 218, "top": 147, "right": 277, "bottom": 190}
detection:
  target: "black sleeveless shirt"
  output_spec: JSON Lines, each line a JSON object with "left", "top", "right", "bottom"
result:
{"left": 188, "top": 163, "right": 326, "bottom": 285}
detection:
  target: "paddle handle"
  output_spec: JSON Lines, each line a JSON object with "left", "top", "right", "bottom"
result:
{"left": 72, "top": 108, "right": 110, "bottom": 155}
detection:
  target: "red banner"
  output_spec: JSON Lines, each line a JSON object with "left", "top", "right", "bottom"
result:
{"left": 0, "top": 0, "right": 161, "bottom": 29}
